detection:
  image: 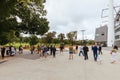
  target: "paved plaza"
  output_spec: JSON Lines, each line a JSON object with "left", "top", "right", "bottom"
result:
{"left": 0, "top": 47, "right": 120, "bottom": 80}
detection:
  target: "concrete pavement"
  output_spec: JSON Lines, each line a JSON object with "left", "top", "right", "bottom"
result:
{"left": 0, "top": 48, "right": 120, "bottom": 80}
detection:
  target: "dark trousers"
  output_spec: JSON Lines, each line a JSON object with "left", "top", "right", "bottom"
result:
{"left": 1, "top": 52, "right": 5, "bottom": 59}
{"left": 98, "top": 50, "right": 102, "bottom": 55}
{"left": 93, "top": 52, "right": 98, "bottom": 61}
{"left": 53, "top": 51, "right": 56, "bottom": 57}
{"left": 31, "top": 50, "right": 33, "bottom": 54}
{"left": 79, "top": 51, "right": 84, "bottom": 56}
{"left": 50, "top": 50, "right": 53, "bottom": 55}
{"left": 84, "top": 52, "right": 88, "bottom": 60}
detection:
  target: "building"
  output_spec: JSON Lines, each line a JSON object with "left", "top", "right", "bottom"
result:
{"left": 114, "top": 10, "right": 120, "bottom": 47}
{"left": 95, "top": 25, "right": 108, "bottom": 47}
{"left": 95, "top": 0, "right": 120, "bottom": 47}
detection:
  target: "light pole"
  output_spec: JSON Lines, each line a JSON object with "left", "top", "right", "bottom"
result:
{"left": 81, "top": 30, "right": 85, "bottom": 45}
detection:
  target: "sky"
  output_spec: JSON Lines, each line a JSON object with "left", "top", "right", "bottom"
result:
{"left": 45, "top": 0, "right": 120, "bottom": 40}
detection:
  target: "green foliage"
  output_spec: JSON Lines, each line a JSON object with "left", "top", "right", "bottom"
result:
{"left": 22, "top": 37, "right": 31, "bottom": 43}
{"left": 29, "top": 36, "right": 39, "bottom": 46}
{"left": 52, "top": 38, "right": 60, "bottom": 44}
{"left": 0, "top": 0, "right": 49, "bottom": 45}
{"left": 64, "top": 39, "right": 70, "bottom": 44}
{"left": 41, "top": 31, "right": 56, "bottom": 44}
{"left": 66, "top": 32, "right": 74, "bottom": 45}
{"left": 0, "top": 30, "right": 18, "bottom": 45}
{"left": 0, "top": 33, "right": 9, "bottom": 45}
{"left": 87, "top": 40, "right": 95, "bottom": 45}
{"left": 66, "top": 31, "right": 77, "bottom": 45}
{"left": 58, "top": 33, "right": 65, "bottom": 43}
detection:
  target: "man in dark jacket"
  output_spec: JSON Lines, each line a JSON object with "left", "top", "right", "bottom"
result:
{"left": 92, "top": 44, "right": 98, "bottom": 61}
{"left": 83, "top": 45, "right": 89, "bottom": 60}
{"left": 1, "top": 46, "right": 6, "bottom": 59}
{"left": 52, "top": 45, "right": 56, "bottom": 58}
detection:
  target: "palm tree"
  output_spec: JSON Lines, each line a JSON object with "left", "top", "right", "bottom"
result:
{"left": 66, "top": 31, "right": 77, "bottom": 45}
{"left": 58, "top": 33, "right": 65, "bottom": 43}
{"left": 44, "top": 31, "right": 56, "bottom": 44}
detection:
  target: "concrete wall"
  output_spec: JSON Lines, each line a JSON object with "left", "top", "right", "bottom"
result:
{"left": 95, "top": 25, "right": 108, "bottom": 46}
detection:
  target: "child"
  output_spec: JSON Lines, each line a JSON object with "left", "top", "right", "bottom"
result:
{"left": 110, "top": 46, "right": 118, "bottom": 64}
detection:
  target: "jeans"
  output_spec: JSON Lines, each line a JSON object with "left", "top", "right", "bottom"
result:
{"left": 93, "top": 52, "right": 98, "bottom": 61}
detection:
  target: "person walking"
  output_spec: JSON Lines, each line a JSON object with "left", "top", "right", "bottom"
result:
{"left": 92, "top": 44, "right": 98, "bottom": 61}
{"left": 43, "top": 46, "right": 48, "bottom": 58}
{"left": 69, "top": 45, "right": 74, "bottom": 60}
{"left": 98, "top": 45, "right": 102, "bottom": 55}
{"left": 60, "top": 43, "right": 64, "bottom": 54}
{"left": 1, "top": 46, "right": 6, "bottom": 59}
{"left": 31, "top": 46, "right": 35, "bottom": 54}
{"left": 83, "top": 45, "right": 89, "bottom": 60}
{"left": 19, "top": 45, "right": 23, "bottom": 54}
{"left": 79, "top": 45, "right": 84, "bottom": 56}
{"left": 110, "top": 45, "right": 118, "bottom": 64}
{"left": 52, "top": 45, "right": 56, "bottom": 58}
{"left": 50, "top": 45, "right": 53, "bottom": 55}
{"left": 75, "top": 45, "right": 78, "bottom": 53}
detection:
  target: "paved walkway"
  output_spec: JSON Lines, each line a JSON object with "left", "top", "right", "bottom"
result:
{"left": 0, "top": 47, "right": 120, "bottom": 80}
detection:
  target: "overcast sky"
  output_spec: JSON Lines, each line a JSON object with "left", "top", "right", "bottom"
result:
{"left": 45, "top": 0, "right": 120, "bottom": 40}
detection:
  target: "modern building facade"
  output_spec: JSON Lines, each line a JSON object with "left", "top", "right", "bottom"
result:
{"left": 95, "top": 0, "right": 120, "bottom": 47}
{"left": 95, "top": 9, "right": 120, "bottom": 47}
{"left": 114, "top": 10, "right": 120, "bottom": 47}
{"left": 95, "top": 25, "right": 108, "bottom": 47}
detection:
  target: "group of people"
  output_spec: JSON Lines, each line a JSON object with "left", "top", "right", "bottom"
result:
{"left": 69, "top": 43, "right": 119, "bottom": 64}
{"left": 78, "top": 44, "right": 103, "bottom": 61}
{"left": 31, "top": 45, "right": 57, "bottom": 58}
{"left": 1, "top": 46, "right": 16, "bottom": 59}
{"left": 1, "top": 43, "right": 119, "bottom": 64}
{"left": 69, "top": 44, "right": 89, "bottom": 60}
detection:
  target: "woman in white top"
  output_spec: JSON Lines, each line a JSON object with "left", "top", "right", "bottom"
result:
{"left": 11, "top": 46, "right": 15, "bottom": 56}
{"left": 110, "top": 46, "right": 118, "bottom": 64}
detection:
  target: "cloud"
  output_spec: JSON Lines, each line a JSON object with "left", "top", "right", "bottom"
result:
{"left": 45, "top": 0, "right": 119, "bottom": 40}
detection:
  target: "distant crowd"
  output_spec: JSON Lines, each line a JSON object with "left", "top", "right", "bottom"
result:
{"left": 0, "top": 43, "right": 119, "bottom": 64}
{"left": 0, "top": 44, "right": 64, "bottom": 59}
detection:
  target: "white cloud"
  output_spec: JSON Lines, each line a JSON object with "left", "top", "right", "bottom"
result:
{"left": 45, "top": 0, "right": 120, "bottom": 40}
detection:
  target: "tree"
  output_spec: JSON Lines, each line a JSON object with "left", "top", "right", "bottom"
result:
{"left": 64, "top": 39, "right": 70, "bottom": 44}
{"left": 41, "top": 31, "right": 56, "bottom": 44}
{"left": 0, "top": 30, "right": 18, "bottom": 45}
{"left": 52, "top": 38, "right": 60, "bottom": 44}
{"left": 87, "top": 40, "right": 95, "bottom": 45}
{"left": 66, "top": 31, "right": 77, "bottom": 45}
{"left": 0, "top": 0, "right": 49, "bottom": 45}
{"left": 29, "top": 36, "right": 39, "bottom": 46}
{"left": 22, "top": 37, "right": 31, "bottom": 43}
{"left": 58, "top": 33, "right": 65, "bottom": 43}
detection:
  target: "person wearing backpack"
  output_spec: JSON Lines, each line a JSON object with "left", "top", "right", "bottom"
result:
{"left": 83, "top": 45, "right": 89, "bottom": 60}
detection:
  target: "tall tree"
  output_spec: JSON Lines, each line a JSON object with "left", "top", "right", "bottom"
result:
{"left": 29, "top": 35, "right": 39, "bottom": 46}
{"left": 58, "top": 33, "right": 65, "bottom": 43}
{"left": 41, "top": 31, "right": 56, "bottom": 44}
{"left": 0, "top": 0, "right": 49, "bottom": 45}
{"left": 66, "top": 31, "right": 77, "bottom": 45}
